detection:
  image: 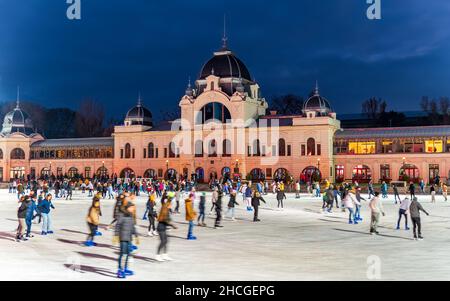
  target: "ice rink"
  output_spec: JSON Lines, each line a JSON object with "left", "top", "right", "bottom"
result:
{"left": 1, "top": 189, "right": 449, "bottom": 281}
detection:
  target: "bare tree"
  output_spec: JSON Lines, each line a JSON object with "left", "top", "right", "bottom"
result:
{"left": 420, "top": 96, "right": 430, "bottom": 112}
{"left": 75, "top": 99, "right": 105, "bottom": 137}
{"left": 362, "top": 97, "right": 387, "bottom": 119}
{"left": 269, "top": 94, "right": 304, "bottom": 115}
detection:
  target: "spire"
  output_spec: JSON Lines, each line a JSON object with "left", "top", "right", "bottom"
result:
{"left": 314, "top": 80, "right": 319, "bottom": 96}
{"left": 137, "top": 92, "right": 142, "bottom": 107}
{"left": 16, "top": 86, "right": 20, "bottom": 109}
{"left": 185, "top": 77, "right": 194, "bottom": 97}
{"left": 221, "top": 14, "right": 228, "bottom": 50}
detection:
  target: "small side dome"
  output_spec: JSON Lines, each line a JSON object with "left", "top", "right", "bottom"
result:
{"left": 1, "top": 100, "right": 35, "bottom": 136}
{"left": 302, "top": 82, "right": 333, "bottom": 116}
{"left": 124, "top": 96, "right": 153, "bottom": 127}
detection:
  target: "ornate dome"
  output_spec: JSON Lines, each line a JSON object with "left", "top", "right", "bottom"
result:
{"left": 1, "top": 101, "right": 35, "bottom": 136}
{"left": 303, "top": 83, "right": 333, "bottom": 116}
{"left": 124, "top": 97, "right": 153, "bottom": 127}
{"left": 199, "top": 49, "right": 252, "bottom": 81}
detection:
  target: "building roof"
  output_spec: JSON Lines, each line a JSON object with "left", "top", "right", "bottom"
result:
{"left": 336, "top": 125, "right": 450, "bottom": 139}
{"left": 31, "top": 137, "right": 114, "bottom": 148}
{"left": 1, "top": 101, "right": 35, "bottom": 136}
{"left": 199, "top": 49, "right": 251, "bottom": 81}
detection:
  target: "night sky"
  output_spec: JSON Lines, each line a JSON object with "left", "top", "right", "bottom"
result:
{"left": 1, "top": 0, "right": 450, "bottom": 119}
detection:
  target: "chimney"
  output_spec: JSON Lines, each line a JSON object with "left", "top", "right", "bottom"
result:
{"left": 270, "top": 110, "right": 277, "bottom": 116}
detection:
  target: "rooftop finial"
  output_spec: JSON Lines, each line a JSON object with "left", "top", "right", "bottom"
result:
{"left": 137, "top": 91, "right": 142, "bottom": 106}
{"left": 314, "top": 80, "right": 319, "bottom": 95}
{"left": 222, "top": 14, "right": 228, "bottom": 50}
{"left": 185, "top": 76, "right": 194, "bottom": 97}
{"left": 16, "top": 86, "right": 20, "bottom": 109}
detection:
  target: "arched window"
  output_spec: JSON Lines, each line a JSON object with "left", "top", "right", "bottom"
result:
{"left": 250, "top": 168, "right": 265, "bottom": 182}
{"left": 222, "top": 139, "right": 231, "bottom": 157}
{"left": 120, "top": 168, "right": 135, "bottom": 179}
{"left": 165, "top": 169, "right": 177, "bottom": 181}
{"left": 0, "top": 149, "right": 3, "bottom": 159}
{"left": 144, "top": 169, "right": 156, "bottom": 179}
{"left": 399, "top": 164, "right": 420, "bottom": 182}
{"left": 11, "top": 148, "right": 25, "bottom": 160}
{"left": 97, "top": 166, "right": 108, "bottom": 178}
{"left": 196, "top": 102, "right": 232, "bottom": 124}
{"left": 195, "top": 140, "right": 204, "bottom": 157}
{"left": 352, "top": 165, "right": 372, "bottom": 183}
{"left": 278, "top": 139, "right": 286, "bottom": 156}
{"left": 301, "top": 166, "right": 322, "bottom": 183}
{"left": 124, "top": 144, "right": 131, "bottom": 159}
{"left": 148, "top": 143, "right": 155, "bottom": 158}
{"left": 68, "top": 167, "right": 78, "bottom": 178}
{"left": 253, "top": 139, "right": 261, "bottom": 156}
{"left": 273, "top": 168, "right": 288, "bottom": 182}
{"left": 307, "top": 138, "right": 316, "bottom": 156}
{"left": 169, "top": 142, "right": 176, "bottom": 158}
{"left": 208, "top": 139, "right": 217, "bottom": 157}
{"left": 195, "top": 167, "right": 205, "bottom": 183}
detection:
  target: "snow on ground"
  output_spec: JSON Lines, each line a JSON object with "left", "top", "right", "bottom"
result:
{"left": 0, "top": 189, "right": 449, "bottom": 281}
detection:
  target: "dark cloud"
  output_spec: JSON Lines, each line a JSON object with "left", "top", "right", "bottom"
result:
{"left": 1, "top": 0, "right": 450, "bottom": 118}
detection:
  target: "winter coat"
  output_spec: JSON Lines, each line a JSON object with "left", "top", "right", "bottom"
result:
{"left": 115, "top": 214, "right": 136, "bottom": 242}
{"left": 251, "top": 195, "right": 266, "bottom": 208}
{"left": 86, "top": 207, "right": 101, "bottom": 225}
{"left": 17, "top": 201, "right": 29, "bottom": 219}
{"left": 146, "top": 198, "right": 157, "bottom": 217}
{"left": 276, "top": 191, "right": 287, "bottom": 201}
{"left": 26, "top": 200, "right": 37, "bottom": 220}
{"left": 227, "top": 194, "right": 239, "bottom": 208}
{"left": 39, "top": 199, "right": 55, "bottom": 214}
{"left": 199, "top": 196, "right": 206, "bottom": 211}
{"left": 409, "top": 200, "right": 429, "bottom": 218}
{"left": 185, "top": 198, "right": 197, "bottom": 221}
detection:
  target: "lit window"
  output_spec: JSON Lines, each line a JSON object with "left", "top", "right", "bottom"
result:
{"left": 425, "top": 140, "right": 443, "bottom": 153}
{"left": 348, "top": 142, "right": 376, "bottom": 154}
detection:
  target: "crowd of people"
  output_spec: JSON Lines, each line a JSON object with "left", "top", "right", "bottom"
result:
{"left": 10, "top": 174, "right": 441, "bottom": 279}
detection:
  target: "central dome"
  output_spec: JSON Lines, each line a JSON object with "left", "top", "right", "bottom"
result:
{"left": 199, "top": 49, "right": 252, "bottom": 81}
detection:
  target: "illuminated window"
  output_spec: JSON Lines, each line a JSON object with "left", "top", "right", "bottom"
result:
{"left": 348, "top": 142, "right": 376, "bottom": 154}
{"left": 381, "top": 141, "right": 393, "bottom": 153}
{"left": 425, "top": 140, "right": 443, "bottom": 153}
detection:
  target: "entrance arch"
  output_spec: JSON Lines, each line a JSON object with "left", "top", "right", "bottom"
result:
{"left": 120, "top": 168, "right": 135, "bottom": 179}
{"left": 352, "top": 165, "right": 372, "bottom": 183}
{"left": 144, "top": 169, "right": 156, "bottom": 179}
{"left": 41, "top": 167, "right": 51, "bottom": 178}
{"left": 399, "top": 164, "right": 420, "bottom": 182}
{"left": 97, "top": 166, "right": 108, "bottom": 178}
{"left": 273, "top": 168, "right": 288, "bottom": 182}
{"left": 165, "top": 168, "right": 177, "bottom": 181}
{"left": 249, "top": 168, "right": 265, "bottom": 182}
{"left": 195, "top": 167, "right": 205, "bottom": 183}
{"left": 301, "top": 166, "right": 321, "bottom": 183}
{"left": 68, "top": 167, "right": 79, "bottom": 178}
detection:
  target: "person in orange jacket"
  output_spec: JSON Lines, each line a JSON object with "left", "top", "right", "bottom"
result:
{"left": 185, "top": 192, "right": 197, "bottom": 240}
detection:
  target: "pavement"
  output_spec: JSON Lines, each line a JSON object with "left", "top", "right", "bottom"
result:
{"left": 0, "top": 189, "right": 449, "bottom": 281}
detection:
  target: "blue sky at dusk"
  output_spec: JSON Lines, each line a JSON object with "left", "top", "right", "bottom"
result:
{"left": 1, "top": 0, "right": 450, "bottom": 119}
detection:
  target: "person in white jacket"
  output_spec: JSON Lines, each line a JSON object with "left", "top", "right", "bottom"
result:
{"left": 369, "top": 192, "right": 385, "bottom": 235}
{"left": 342, "top": 189, "right": 361, "bottom": 224}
